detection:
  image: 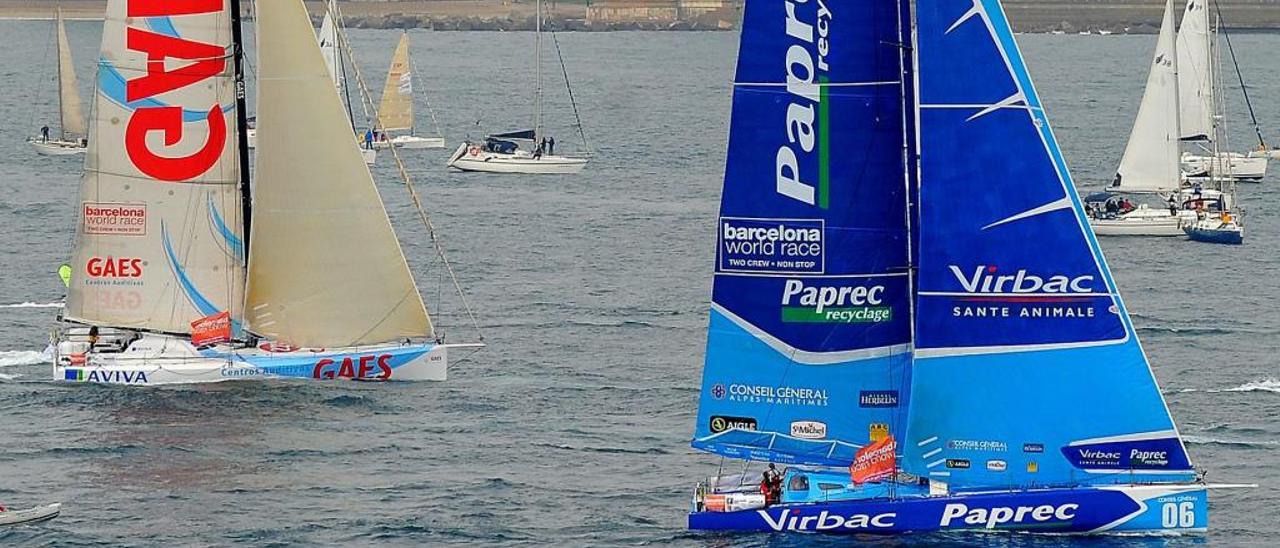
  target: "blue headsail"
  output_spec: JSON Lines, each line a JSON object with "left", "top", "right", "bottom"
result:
{"left": 906, "top": 0, "right": 1193, "bottom": 489}
{"left": 692, "top": 0, "right": 916, "bottom": 466}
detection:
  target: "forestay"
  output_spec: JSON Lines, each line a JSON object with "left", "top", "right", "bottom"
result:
{"left": 692, "top": 0, "right": 916, "bottom": 466}
{"left": 65, "top": 0, "right": 246, "bottom": 334}
{"left": 907, "top": 0, "right": 1193, "bottom": 489}
{"left": 246, "top": 0, "right": 432, "bottom": 348}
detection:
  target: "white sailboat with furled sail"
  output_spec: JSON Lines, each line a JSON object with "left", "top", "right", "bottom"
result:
{"left": 52, "top": 0, "right": 480, "bottom": 385}
{"left": 1088, "top": 0, "right": 1225, "bottom": 237}
{"left": 447, "top": 0, "right": 589, "bottom": 174}
{"left": 28, "top": 8, "right": 87, "bottom": 156}
{"left": 371, "top": 32, "right": 445, "bottom": 150}
{"left": 246, "top": 1, "right": 376, "bottom": 165}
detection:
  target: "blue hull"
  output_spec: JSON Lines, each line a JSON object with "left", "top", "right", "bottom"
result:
{"left": 690, "top": 485, "right": 1207, "bottom": 535}
{"left": 1185, "top": 227, "right": 1243, "bottom": 245}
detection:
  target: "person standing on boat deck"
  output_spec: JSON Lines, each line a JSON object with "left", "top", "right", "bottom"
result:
{"left": 40, "top": 125, "right": 49, "bottom": 142}
{"left": 364, "top": 129, "right": 374, "bottom": 150}
{"left": 534, "top": 138, "right": 544, "bottom": 159}
{"left": 547, "top": 136, "right": 555, "bottom": 155}
{"left": 87, "top": 326, "right": 99, "bottom": 351}
{"left": 1168, "top": 194, "right": 1178, "bottom": 215}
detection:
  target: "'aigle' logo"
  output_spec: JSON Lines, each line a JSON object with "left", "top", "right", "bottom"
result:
{"left": 775, "top": 0, "right": 834, "bottom": 208}
{"left": 949, "top": 265, "right": 1095, "bottom": 295}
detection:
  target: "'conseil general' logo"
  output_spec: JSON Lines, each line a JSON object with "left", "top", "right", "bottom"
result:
{"left": 711, "top": 383, "right": 727, "bottom": 400}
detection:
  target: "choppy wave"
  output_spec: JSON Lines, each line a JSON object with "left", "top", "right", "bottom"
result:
{"left": 0, "top": 301, "right": 63, "bottom": 308}
{"left": 1183, "top": 435, "right": 1280, "bottom": 449}
{"left": 0, "top": 350, "right": 47, "bottom": 367}
{"left": 1176, "top": 379, "right": 1280, "bottom": 394}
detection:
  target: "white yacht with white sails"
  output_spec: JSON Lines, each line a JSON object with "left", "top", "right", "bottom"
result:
{"left": 371, "top": 32, "right": 445, "bottom": 150}
{"left": 1092, "top": 2, "right": 1197, "bottom": 237}
{"left": 447, "top": 0, "right": 589, "bottom": 174}
{"left": 27, "top": 9, "right": 87, "bottom": 156}
{"left": 52, "top": 0, "right": 481, "bottom": 385}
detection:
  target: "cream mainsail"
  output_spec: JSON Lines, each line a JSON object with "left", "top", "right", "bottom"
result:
{"left": 1115, "top": 0, "right": 1182, "bottom": 193}
{"left": 55, "top": 8, "right": 86, "bottom": 139}
{"left": 246, "top": 0, "right": 432, "bottom": 348}
{"left": 1176, "top": 0, "right": 1214, "bottom": 142}
{"left": 377, "top": 33, "right": 414, "bottom": 132}
{"left": 64, "top": 0, "right": 246, "bottom": 333}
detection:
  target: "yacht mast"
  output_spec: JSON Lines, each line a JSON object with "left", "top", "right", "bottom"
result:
{"left": 534, "top": 0, "right": 543, "bottom": 138}
{"left": 230, "top": 0, "right": 253, "bottom": 251}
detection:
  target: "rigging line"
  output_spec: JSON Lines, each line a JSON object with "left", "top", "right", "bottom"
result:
{"left": 385, "top": 131, "right": 486, "bottom": 343}
{"left": 406, "top": 37, "right": 445, "bottom": 139}
{"left": 1211, "top": 0, "right": 1266, "bottom": 149}
{"left": 550, "top": 31, "right": 591, "bottom": 155}
{"left": 341, "top": 34, "right": 485, "bottom": 344}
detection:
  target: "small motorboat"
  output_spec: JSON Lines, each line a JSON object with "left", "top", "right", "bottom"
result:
{"left": 0, "top": 503, "right": 61, "bottom": 527}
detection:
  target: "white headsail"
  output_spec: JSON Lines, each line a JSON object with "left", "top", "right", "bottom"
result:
{"left": 317, "top": 7, "right": 342, "bottom": 92}
{"left": 55, "top": 8, "right": 86, "bottom": 139}
{"left": 65, "top": 0, "right": 246, "bottom": 333}
{"left": 1115, "top": 0, "right": 1182, "bottom": 193}
{"left": 377, "top": 33, "right": 414, "bottom": 133}
{"left": 246, "top": 0, "right": 432, "bottom": 348}
{"left": 1176, "top": 0, "right": 1214, "bottom": 142}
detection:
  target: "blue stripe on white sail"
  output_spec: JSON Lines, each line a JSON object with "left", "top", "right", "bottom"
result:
{"left": 693, "top": 0, "right": 915, "bottom": 464}
{"left": 905, "top": 0, "right": 1192, "bottom": 489}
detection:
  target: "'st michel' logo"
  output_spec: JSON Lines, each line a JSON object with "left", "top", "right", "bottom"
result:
{"left": 775, "top": 0, "right": 834, "bottom": 208}
{"left": 123, "top": 0, "right": 228, "bottom": 182}
{"left": 949, "top": 265, "right": 1094, "bottom": 295}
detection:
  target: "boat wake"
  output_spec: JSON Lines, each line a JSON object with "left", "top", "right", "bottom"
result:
{"left": 1183, "top": 435, "right": 1280, "bottom": 449}
{"left": 0, "top": 301, "right": 63, "bottom": 309}
{"left": 1176, "top": 379, "right": 1280, "bottom": 394}
{"left": 0, "top": 350, "right": 49, "bottom": 367}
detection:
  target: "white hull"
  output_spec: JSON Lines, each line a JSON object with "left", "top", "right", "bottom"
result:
{"left": 372, "top": 135, "right": 445, "bottom": 150}
{"left": 28, "top": 138, "right": 85, "bottom": 156}
{"left": 52, "top": 331, "right": 474, "bottom": 385}
{"left": 0, "top": 503, "right": 60, "bottom": 527}
{"left": 1089, "top": 206, "right": 1196, "bottom": 237}
{"left": 1248, "top": 148, "right": 1280, "bottom": 160}
{"left": 447, "top": 143, "right": 587, "bottom": 174}
{"left": 1182, "top": 152, "right": 1268, "bottom": 181}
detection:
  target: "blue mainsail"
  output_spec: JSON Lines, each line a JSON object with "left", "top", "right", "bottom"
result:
{"left": 905, "top": 0, "right": 1193, "bottom": 488}
{"left": 692, "top": 0, "right": 916, "bottom": 466}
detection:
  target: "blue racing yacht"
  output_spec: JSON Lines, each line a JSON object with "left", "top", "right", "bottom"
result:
{"left": 688, "top": 0, "right": 1247, "bottom": 535}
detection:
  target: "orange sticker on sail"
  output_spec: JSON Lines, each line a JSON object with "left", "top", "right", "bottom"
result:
{"left": 850, "top": 435, "right": 896, "bottom": 485}
{"left": 191, "top": 311, "right": 231, "bottom": 346}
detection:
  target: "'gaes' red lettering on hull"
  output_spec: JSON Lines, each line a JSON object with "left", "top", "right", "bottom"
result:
{"left": 312, "top": 355, "right": 394, "bottom": 380}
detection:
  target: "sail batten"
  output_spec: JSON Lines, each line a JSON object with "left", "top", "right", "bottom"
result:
{"left": 65, "top": 0, "right": 245, "bottom": 335}
{"left": 378, "top": 33, "right": 414, "bottom": 132}
{"left": 245, "top": 0, "right": 431, "bottom": 348}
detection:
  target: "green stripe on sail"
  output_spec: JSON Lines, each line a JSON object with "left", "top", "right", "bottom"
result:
{"left": 818, "top": 75, "right": 830, "bottom": 209}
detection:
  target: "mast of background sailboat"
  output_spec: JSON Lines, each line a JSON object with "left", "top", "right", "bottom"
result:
{"left": 534, "top": 0, "right": 542, "bottom": 139}
{"left": 56, "top": 8, "right": 67, "bottom": 140}
{"left": 230, "top": 0, "right": 252, "bottom": 252}
{"left": 1212, "top": 0, "right": 1267, "bottom": 150}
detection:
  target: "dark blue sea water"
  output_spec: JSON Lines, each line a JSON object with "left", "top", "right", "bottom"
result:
{"left": 0, "top": 20, "right": 1277, "bottom": 546}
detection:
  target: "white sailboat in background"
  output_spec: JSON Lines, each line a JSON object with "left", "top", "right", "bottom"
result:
{"left": 28, "top": 9, "right": 87, "bottom": 156}
{"left": 448, "top": 0, "right": 589, "bottom": 174}
{"left": 372, "top": 32, "right": 445, "bottom": 150}
{"left": 247, "top": 3, "right": 376, "bottom": 165}
{"left": 1091, "top": 0, "right": 1205, "bottom": 237}
{"left": 1178, "top": 0, "right": 1268, "bottom": 181}
{"left": 52, "top": 0, "right": 481, "bottom": 385}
